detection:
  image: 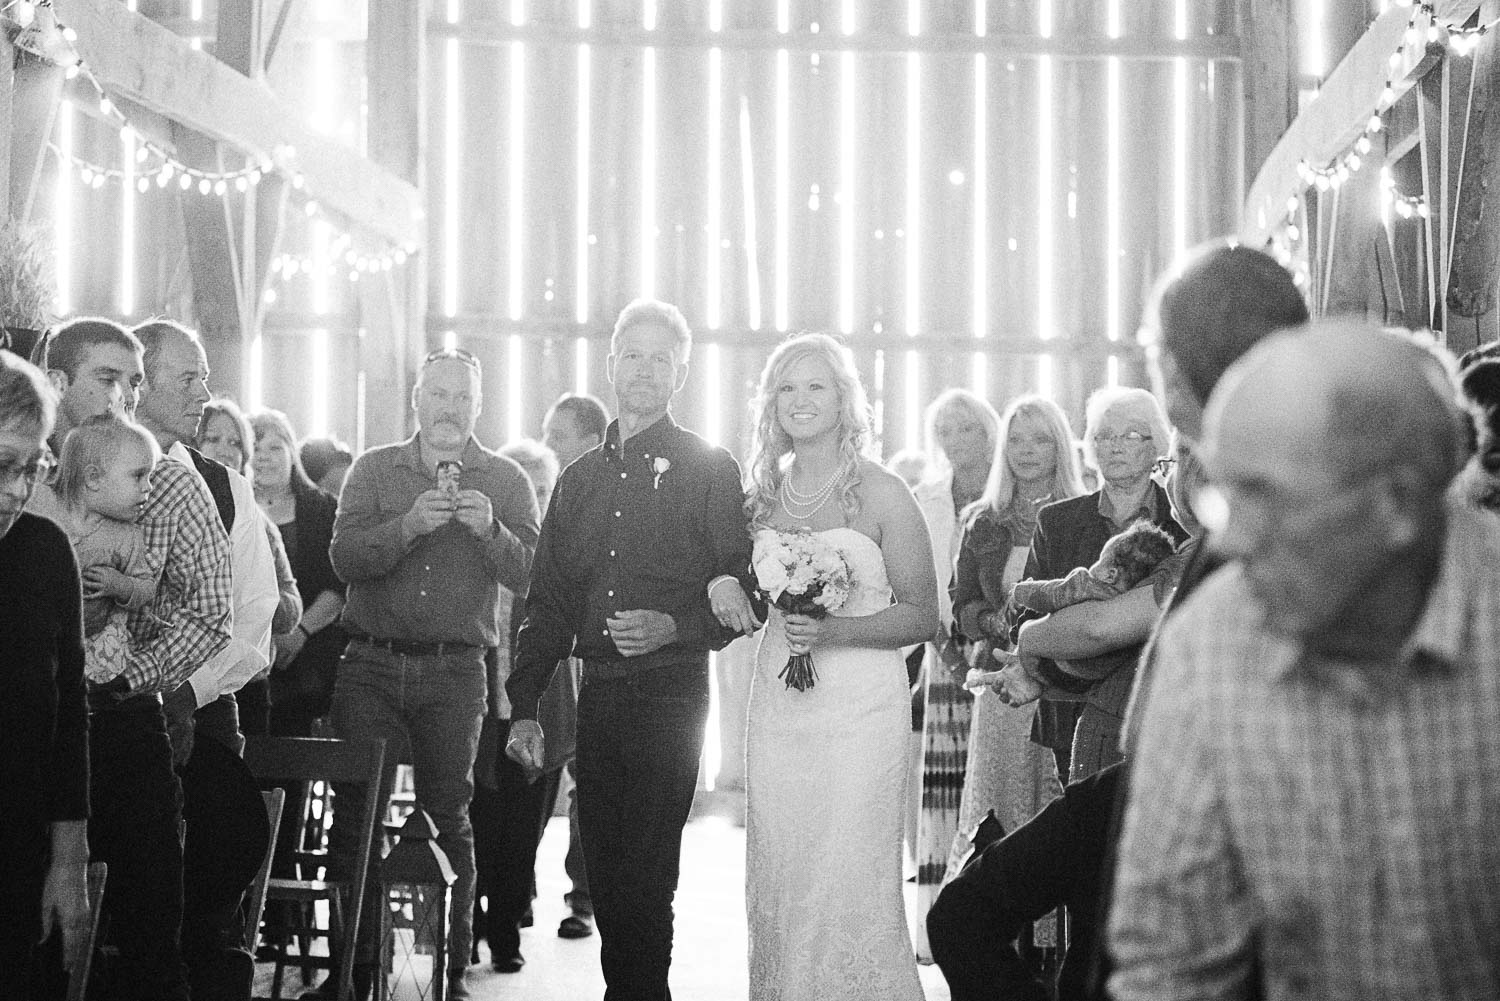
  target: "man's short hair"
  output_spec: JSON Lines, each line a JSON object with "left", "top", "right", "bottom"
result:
{"left": 36, "top": 317, "right": 142, "bottom": 382}
{"left": 0, "top": 349, "right": 57, "bottom": 436}
{"left": 546, "top": 393, "right": 609, "bottom": 442}
{"left": 300, "top": 436, "right": 354, "bottom": 485}
{"left": 610, "top": 299, "right": 692, "bottom": 362}
{"left": 1150, "top": 243, "right": 1309, "bottom": 406}
{"left": 132, "top": 319, "right": 201, "bottom": 384}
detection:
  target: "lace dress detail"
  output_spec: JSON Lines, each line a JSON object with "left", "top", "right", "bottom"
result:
{"left": 746, "top": 528, "right": 924, "bottom": 1001}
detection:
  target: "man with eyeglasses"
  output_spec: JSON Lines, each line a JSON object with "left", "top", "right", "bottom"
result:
{"left": 1110, "top": 322, "right": 1500, "bottom": 1001}
{"left": 32, "top": 317, "right": 233, "bottom": 1001}
{"left": 322, "top": 347, "right": 540, "bottom": 1000}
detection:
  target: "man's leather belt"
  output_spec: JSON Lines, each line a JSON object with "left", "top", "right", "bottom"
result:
{"left": 347, "top": 632, "right": 479, "bottom": 657}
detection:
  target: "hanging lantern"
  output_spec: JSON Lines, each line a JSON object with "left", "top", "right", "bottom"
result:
{"left": 375, "top": 808, "right": 456, "bottom": 1001}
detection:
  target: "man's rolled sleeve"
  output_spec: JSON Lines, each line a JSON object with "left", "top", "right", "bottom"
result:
{"left": 1108, "top": 618, "right": 1257, "bottom": 1001}
{"left": 671, "top": 451, "right": 757, "bottom": 652}
{"left": 509, "top": 489, "right": 576, "bottom": 722}
{"left": 480, "top": 465, "right": 540, "bottom": 592}
{"left": 329, "top": 453, "right": 412, "bottom": 583}
{"left": 123, "top": 463, "right": 234, "bottom": 697}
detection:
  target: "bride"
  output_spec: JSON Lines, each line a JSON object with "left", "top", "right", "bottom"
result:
{"left": 735, "top": 333, "right": 937, "bottom": 1000}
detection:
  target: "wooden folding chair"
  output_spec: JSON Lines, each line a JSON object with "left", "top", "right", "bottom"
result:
{"left": 244, "top": 788, "right": 286, "bottom": 957}
{"left": 65, "top": 861, "right": 107, "bottom": 1001}
{"left": 244, "top": 736, "right": 386, "bottom": 1001}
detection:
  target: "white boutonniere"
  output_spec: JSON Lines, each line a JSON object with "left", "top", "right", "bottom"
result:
{"left": 653, "top": 456, "right": 671, "bottom": 489}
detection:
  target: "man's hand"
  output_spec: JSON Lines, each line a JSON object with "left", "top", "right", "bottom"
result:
{"left": 402, "top": 489, "right": 458, "bottom": 539}
{"left": 82, "top": 564, "right": 133, "bottom": 602}
{"left": 164, "top": 682, "right": 197, "bottom": 768}
{"left": 39, "top": 822, "right": 90, "bottom": 972}
{"left": 505, "top": 719, "right": 546, "bottom": 779}
{"left": 607, "top": 609, "right": 678, "bottom": 657}
{"left": 273, "top": 626, "right": 308, "bottom": 669}
{"left": 710, "top": 579, "right": 762, "bottom": 635}
{"left": 453, "top": 490, "right": 495, "bottom": 537}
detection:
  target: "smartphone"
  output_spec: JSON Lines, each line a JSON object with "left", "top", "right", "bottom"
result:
{"left": 436, "top": 460, "right": 463, "bottom": 497}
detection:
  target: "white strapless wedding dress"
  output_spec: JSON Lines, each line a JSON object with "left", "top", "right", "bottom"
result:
{"left": 745, "top": 528, "right": 924, "bottom": 1001}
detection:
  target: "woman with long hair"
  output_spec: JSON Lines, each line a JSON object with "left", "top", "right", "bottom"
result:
{"left": 197, "top": 398, "right": 302, "bottom": 736}
{"left": 909, "top": 387, "right": 1000, "bottom": 961}
{"left": 248, "top": 409, "right": 345, "bottom": 737}
{"left": 739, "top": 333, "right": 936, "bottom": 1000}
{"left": 941, "top": 395, "right": 1083, "bottom": 880}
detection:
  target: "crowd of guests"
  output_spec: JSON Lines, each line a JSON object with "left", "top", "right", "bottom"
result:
{"left": 4, "top": 236, "right": 1500, "bottom": 1001}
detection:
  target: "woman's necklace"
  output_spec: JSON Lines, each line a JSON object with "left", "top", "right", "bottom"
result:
{"left": 782, "top": 461, "right": 846, "bottom": 503}
{"left": 779, "top": 462, "right": 847, "bottom": 520}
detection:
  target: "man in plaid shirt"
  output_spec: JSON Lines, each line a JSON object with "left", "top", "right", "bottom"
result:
{"left": 36, "top": 318, "right": 232, "bottom": 1001}
{"left": 1110, "top": 322, "right": 1500, "bottom": 1000}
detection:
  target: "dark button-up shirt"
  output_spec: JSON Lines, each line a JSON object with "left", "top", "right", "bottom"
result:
{"left": 508, "top": 413, "right": 756, "bottom": 721}
{"left": 331, "top": 434, "right": 540, "bottom": 648}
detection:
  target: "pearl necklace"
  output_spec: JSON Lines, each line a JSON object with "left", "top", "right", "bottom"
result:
{"left": 779, "top": 463, "right": 847, "bottom": 520}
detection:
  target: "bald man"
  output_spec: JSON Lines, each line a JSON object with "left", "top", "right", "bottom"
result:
{"left": 1108, "top": 322, "right": 1500, "bottom": 1000}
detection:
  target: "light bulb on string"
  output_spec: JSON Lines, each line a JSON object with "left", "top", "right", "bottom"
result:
{"left": 137, "top": 177, "right": 149, "bottom": 193}
{"left": 12, "top": 1, "right": 35, "bottom": 28}
{"left": 1368, "top": 114, "right": 1384, "bottom": 133}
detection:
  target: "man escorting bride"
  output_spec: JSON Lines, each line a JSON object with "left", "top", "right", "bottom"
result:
{"left": 728, "top": 333, "right": 937, "bottom": 1000}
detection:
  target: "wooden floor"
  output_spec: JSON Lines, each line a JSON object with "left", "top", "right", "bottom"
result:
{"left": 257, "top": 808, "right": 954, "bottom": 1001}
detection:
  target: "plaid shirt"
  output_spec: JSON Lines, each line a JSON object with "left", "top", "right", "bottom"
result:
{"left": 1110, "top": 501, "right": 1500, "bottom": 1001}
{"left": 122, "top": 458, "right": 233, "bottom": 697}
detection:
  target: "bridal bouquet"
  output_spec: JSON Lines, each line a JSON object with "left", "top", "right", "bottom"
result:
{"left": 751, "top": 528, "right": 855, "bottom": 692}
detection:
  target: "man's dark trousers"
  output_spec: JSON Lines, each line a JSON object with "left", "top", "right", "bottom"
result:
{"left": 576, "top": 659, "right": 710, "bottom": 1001}
{"left": 89, "top": 698, "right": 191, "bottom": 1001}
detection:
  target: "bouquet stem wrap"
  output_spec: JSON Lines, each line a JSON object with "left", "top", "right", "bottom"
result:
{"left": 751, "top": 529, "right": 855, "bottom": 693}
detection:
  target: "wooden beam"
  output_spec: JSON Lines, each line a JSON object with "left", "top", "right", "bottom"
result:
{"left": 7, "top": 53, "right": 65, "bottom": 222}
{"left": 1239, "top": 0, "right": 1296, "bottom": 194}
{"left": 431, "top": 19, "right": 1243, "bottom": 61}
{"left": 51, "top": 0, "right": 423, "bottom": 249}
{"left": 1241, "top": 0, "right": 1483, "bottom": 245}
{"left": 1445, "top": 3, "right": 1500, "bottom": 352}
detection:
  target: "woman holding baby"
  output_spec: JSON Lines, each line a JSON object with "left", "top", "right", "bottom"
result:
{"left": 1000, "top": 387, "right": 1189, "bottom": 783}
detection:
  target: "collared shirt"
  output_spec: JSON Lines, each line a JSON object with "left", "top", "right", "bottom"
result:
{"left": 508, "top": 413, "right": 755, "bottom": 721}
{"left": 124, "top": 459, "right": 235, "bottom": 697}
{"left": 1097, "top": 481, "right": 1160, "bottom": 531}
{"left": 331, "top": 433, "right": 539, "bottom": 648}
{"left": 167, "top": 441, "right": 277, "bottom": 708}
{"left": 1109, "top": 500, "right": 1500, "bottom": 1001}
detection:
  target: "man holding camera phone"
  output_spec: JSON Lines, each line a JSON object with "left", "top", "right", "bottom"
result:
{"left": 322, "top": 348, "right": 540, "bottom": 999}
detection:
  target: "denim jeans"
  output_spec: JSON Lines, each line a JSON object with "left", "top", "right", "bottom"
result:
{"left": 576, "top": 659, "right": 710, "bottom": 1001}
{"left": 327, "top": 643, "right": 487, "bottom": 979}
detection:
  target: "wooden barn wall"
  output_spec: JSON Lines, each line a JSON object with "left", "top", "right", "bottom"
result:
{"left": 40, "top": 0, "right": 1245, "bottom": 458}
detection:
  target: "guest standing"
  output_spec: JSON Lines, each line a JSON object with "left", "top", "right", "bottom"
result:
{"left": 943, "top": 395, "right": 1082, "bottom": 881}
{"left": 0, "top": 351, "right": 90, "bottom": 999}
{"left": 539, "top": 391, "right": 610, "bottom": 940}
{"left": 1020, "top": 387, "right": 1186, "bottom": 783}
{"left": 507, "top": 300, "right": 759, "bottom": 1001}
{"left": 324, "top": 348, "right": 539, "bottom": 999}
{"left": 249, "top": 409, "right": 343, "bottom": 738}
{"left": 198, "top": 398, "right": 302, "bottom": 737}
{"left": 910, "top": 388, "right": 998, "bottom": 960}
{"left": 1111, "top": 323, "right": 1500, "bottom": 1000}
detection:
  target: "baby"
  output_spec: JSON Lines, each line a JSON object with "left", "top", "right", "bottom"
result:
{"left": 974, "top": 523, "right": 1177, "bottom": 701}
{"left": 1009, "top": 522, "right": 1177, "bottom": 615}
{"left": 43, "top": 415, "right": 160, "bottom": 682}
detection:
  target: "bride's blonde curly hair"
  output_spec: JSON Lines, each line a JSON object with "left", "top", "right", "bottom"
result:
{"left": 746, "top": 333, "right": 873, "bottom": 529}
